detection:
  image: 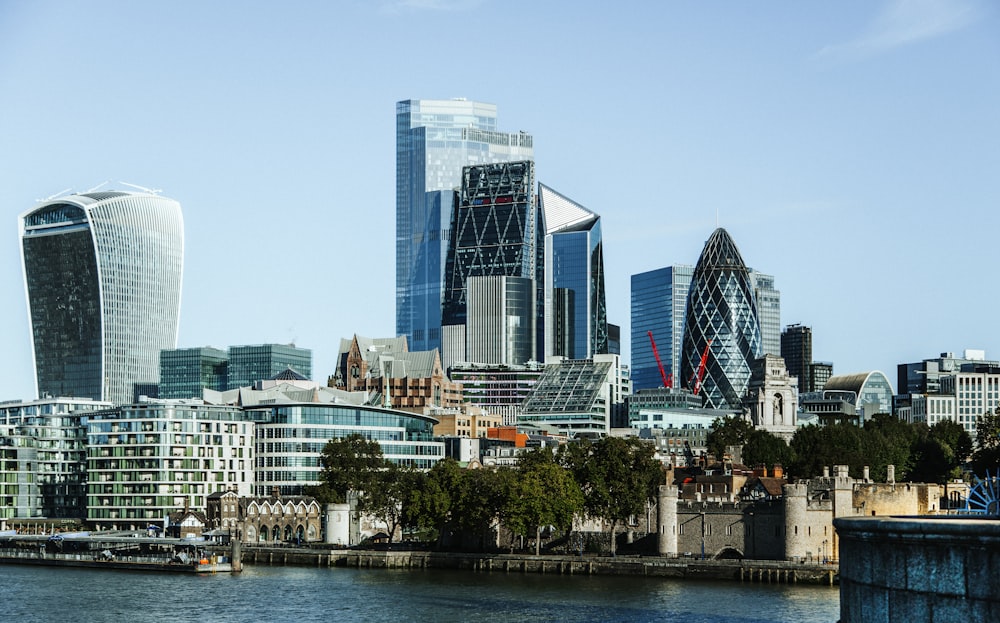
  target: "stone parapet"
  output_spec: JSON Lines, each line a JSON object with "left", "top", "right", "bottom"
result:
{"left": 835, "top": 516, "right": 1000, "bottom": 622}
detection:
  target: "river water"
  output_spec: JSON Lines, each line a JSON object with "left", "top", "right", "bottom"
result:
{"left": 1, "top": 564, "right": 840, "bottom": 622}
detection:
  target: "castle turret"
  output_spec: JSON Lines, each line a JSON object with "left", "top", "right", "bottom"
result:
{"left": 657, "top": 484, "right": 678, "bottom": 556}
{"left": 783, "top": 482, "right": 809, "bottom": 560}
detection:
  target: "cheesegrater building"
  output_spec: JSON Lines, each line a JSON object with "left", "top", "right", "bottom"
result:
{"left": 20, "top": 191, "right": 184, "bottom": 405}
{"left": 681, "top": 228, "right": 762, "bottom": 411}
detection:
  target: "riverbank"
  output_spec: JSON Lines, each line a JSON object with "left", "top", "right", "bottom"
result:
{"left": 238, "top": 546, "right": 838, "bottom": 585}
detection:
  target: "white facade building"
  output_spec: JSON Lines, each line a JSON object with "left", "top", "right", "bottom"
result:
{"left": 86, "top": 399, "right": 252, "bottom": 530}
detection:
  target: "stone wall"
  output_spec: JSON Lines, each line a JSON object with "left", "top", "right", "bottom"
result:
{"left": 835, "top": 516, "right": 1000, "bottom": 622}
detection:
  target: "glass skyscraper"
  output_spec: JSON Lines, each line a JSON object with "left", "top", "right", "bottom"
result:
{"left": 681, "top": 228, "right": 762, "bottom": 410}
{"left": 630, "top": 265, "right": 693, "bottom": 391}
{"left": 441, "top": 160, "right": 543, "bottom": 368}
{"left": 20, "top": 191, "right": 184, "bottom": 405}
{"left": 539, "top": 184, "right": 607, "bottom": 361}
{"left": 749, "top": 270, "right": 781, "bottom": 356}
{"left": 396, "top": 99, "right": 533, "bottom": 353}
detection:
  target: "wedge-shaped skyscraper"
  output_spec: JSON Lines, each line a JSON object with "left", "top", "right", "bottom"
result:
{"left": 20, "top": 191, "right": 184, "bottom": 404}
{"left": 681, "top": 228, "right": 761, "bottom": 410}
{"left": 539, "top": 184, "right": 608, "bottom": 361}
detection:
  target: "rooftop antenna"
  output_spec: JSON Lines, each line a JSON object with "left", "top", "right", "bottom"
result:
{"left": 36, "top": 188, "right": 72, "bottom": 202}
{"left": 119, "top": 181, "right": 162, "bottom": 195}
{"left": 84, "top": 181, "right": 109, "bottom": 193}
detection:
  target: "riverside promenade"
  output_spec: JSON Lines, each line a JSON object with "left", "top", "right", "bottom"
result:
{"left": 237, "top": 546, "right": 838, "bottom": 585}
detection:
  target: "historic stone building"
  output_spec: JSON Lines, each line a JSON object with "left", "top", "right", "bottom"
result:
{"left": 743, "top": 354, "right": 798, "bottom": 440}
{"left": 658, "top": 465, "right": 967, "bottom": 562}
{"left": 206, "top": 490, "right": 322, "bottom": 543}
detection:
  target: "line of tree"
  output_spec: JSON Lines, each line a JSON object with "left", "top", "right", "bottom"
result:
{"left": 306, "top": 435, "right": 664, "bottom": 554}
{"left": 706, "top": 411, "right": 984, "bottom": 483}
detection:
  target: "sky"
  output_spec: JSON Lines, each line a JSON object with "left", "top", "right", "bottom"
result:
{"left": 1, "top": 0, "right": 998, "bottom": 401}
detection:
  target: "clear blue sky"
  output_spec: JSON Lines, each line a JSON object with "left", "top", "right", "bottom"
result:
{"left": 1, "top": 0, "right": 997, "bottom": 401}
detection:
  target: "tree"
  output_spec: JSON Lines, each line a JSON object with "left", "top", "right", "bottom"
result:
{"left": 502, "top": 448, "right": 583, "bottom": 556}
{"left": 742, "top": 429, "right": 794, "bottom": 470}
{"left": 863, "top": 413, "right": 919, "bottom": 481}
{"left": 563, "top": 437, "right": 663, "bottom": 555}
{"left": 971, "top": 408, "right": 1000, "bottom": 476}
{"left": 789, "top": 423, "right": 866, "bottom": 479}
{"left": 365, "top": 463, "right": 408, "bottom": 544}
{"left": 310, "top": 433, "right": 387, "bottom": 505}
{"left": 401, "top": 469, "right": 450, "bottom": 544}
{"left": 928, "top": 419, "right": 972, "bottom": 466}
{"left": 454, "top": 467, "right": 512, "bottom": 551}
{"left": 505, "top": 459, "right": 583, "bottom": 555}
{"left": 706, "top": 415, "right": 753, "bottom": 460}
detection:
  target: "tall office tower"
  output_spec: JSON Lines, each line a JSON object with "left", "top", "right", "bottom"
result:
{"left": 607, "top": 323, "right": 621, "bottom": 356}
{"left": 539, "top": 184, "right": 608, "bottom": 360}
{"left": 441, "top": 161, "right": 543, "bottom": 369}
{"left": 159, "top": 347, "right": 229, "bottom": 399}
{"left": 630, "top": 265, "right": 693, "bottom": 391}
{"left": 466, "top": 276, "right": 536, "bottom": 365}
{"left": 396, "top": 99, "right": 533, "bottom": 354}
{"left": 681, "top": 228, "right": 762, "bottom": 410}
{"left": 227, "top": 344, "right": 312, "bottom": 389}
{"left": 780, "top": 324, "right": 812, "bottom": 394}
{"left": 20, "top": 191, "right": 184, "bottom": 404}
{"left": 749, "top": 270, "right": 781, "bottom": 356}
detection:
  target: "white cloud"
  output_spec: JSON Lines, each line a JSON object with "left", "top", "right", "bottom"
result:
{"left": 817, "top": 0, "right": 980, "bottom": 62}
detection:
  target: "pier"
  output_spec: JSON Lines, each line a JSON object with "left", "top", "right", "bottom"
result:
{"left": 238, "top": 547, "right": 838, "bottom": 585}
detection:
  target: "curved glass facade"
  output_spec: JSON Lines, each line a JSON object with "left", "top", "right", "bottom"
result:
{"left": 21, "top": 191, "right": 184, "bottom": 404}
{"left": 681, "top": 228, "right": 761, "bottom": 410}
{"left": 247, "top": 403, "right": 444, "bottom": 496}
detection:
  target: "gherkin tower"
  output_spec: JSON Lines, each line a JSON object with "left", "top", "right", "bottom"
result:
{"left": 681, "top": 228, "right": 761, "bottom": 410}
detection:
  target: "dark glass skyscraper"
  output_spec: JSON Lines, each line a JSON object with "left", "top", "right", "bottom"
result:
{"left": 20, "top": 191, "right": 184, "bottom": 404}
{"left": 780, "top": 324, "right": 812, "bottom": 394}
{"left": 539, "top": 184, "right": 607, "bottom": 360}
{"left": 681, "top": 228, "right": 762, "bottom": 410}
{"left": 395, "top": 99, "right": 533, "bottom": 353}
{"left": 441, "top": 160, "right": 543, "bottom": 367}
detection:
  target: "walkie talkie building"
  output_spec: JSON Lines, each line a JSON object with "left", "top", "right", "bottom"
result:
{"left": 20, "top": 191, "right": 184, "bottom": 404}
{"left": 681, "top": 228, "right": 761, "bottom": 410}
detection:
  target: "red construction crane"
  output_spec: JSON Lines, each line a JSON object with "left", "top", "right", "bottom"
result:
{"left": 692, "top": 339, "right": 712, "bottom": 396}
{"left": 647, "top": 331, "right": 672, "bottom": 388}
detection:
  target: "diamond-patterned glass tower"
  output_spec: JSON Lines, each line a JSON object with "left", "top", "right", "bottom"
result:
{"left": 681, "top": 228, "right": 761, "bottom": 410}
{"left": 441, "top": 160, "right": 544, "bottom": 366}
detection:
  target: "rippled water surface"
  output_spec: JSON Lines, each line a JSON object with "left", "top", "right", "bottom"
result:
{"left": 0, "top": 563, "right": 840, "bottom": 622}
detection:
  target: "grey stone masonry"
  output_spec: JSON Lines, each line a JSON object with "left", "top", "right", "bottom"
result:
{"left": 835, "top": 516, "right": 1000, "bottom": 622}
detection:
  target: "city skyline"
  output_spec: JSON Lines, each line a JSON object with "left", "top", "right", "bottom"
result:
{"left": 1, "top": 2, "right": 998, "bottom": 400}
